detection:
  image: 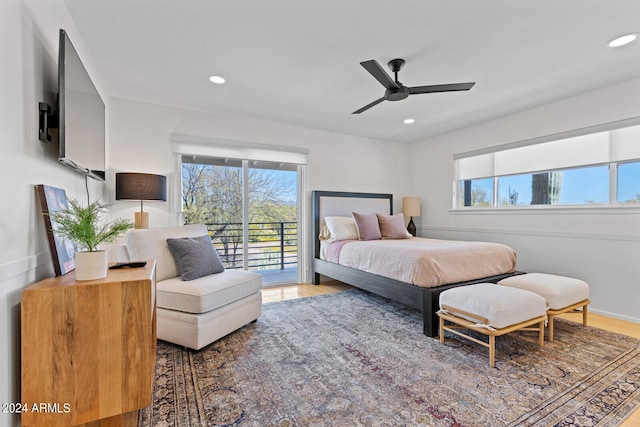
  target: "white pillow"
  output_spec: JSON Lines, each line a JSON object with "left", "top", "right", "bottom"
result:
{"left": 323, "top": 216, "right": 359, "bottom": 241}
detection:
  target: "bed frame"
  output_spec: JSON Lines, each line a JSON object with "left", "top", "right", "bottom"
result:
{"left": 311, "top": 190, "right": 519, "bottom": 337}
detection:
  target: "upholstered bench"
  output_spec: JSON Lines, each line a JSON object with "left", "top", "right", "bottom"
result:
{"left": 437, "top": 283, "right": 547, "bottom": 367}
{"left": 498, "top": 273, "right": 590, "bottom": 341}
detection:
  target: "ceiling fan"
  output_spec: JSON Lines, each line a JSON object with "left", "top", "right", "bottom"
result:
{"left": 352, "top": 58, "right": 475, "bottom": 114}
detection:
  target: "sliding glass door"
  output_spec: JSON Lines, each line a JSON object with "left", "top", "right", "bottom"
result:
{"left": 181, "top": 155, "right": 298, "bottom": 285}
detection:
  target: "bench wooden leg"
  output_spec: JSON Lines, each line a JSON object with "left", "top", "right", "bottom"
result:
{"left": 546, "top": 300, "right": 590, "bottom": 342}
{"left": 538, "top": 319, "right": 545, "bottom": 346}
{"left": 583, "top": 304, "right": 588, "bottom": 326}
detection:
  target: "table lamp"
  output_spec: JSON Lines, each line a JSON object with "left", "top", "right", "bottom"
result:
{"left": 402, "top": 196, "right": 421, "bottom": 236}
{"left": 116, "top": 172, "right": 167, "bottom": 229}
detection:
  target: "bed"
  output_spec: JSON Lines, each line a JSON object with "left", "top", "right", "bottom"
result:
{"left": 311, "top": 190, "right": 520, "bottom": 337}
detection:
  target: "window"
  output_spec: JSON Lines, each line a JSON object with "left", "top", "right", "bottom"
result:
{"left": 460, "top": 178, "right": 493, "bottom": 207}
{"left": 495, "top": 165, "right": 609, "bottom": 206}
{"left": 181, "top": 156, "right": 299, "bottom": 278}
{"left": 171, "top": 134, "right": 309, "bottom": 284}
{"left": 617, "top": 161, "right": 640, "bottom": 204}
{"left": 454, "top": 120, "right": 640, "bottom": 209}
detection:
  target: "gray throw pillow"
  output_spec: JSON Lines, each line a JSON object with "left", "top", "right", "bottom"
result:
{"left": 166, "top": 235, "right": 225, "bottom": 281}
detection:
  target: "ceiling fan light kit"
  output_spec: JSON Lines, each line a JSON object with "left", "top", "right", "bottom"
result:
{"left": 353, "top": 58, "right": 476, "bottom": 114}
{"left": 607, "top": 33, "right": 638, "bottom": 47}
{"left": 208, "top": 75, "right": 226, "bottom": 84}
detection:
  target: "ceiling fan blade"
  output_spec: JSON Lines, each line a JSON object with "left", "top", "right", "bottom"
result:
{"left": 408, "top": 82, "right": 476, "bottom": 95}
{"left": 360, "top": 60, "right": 399, "bottom": 90}
{"left": 352, "top": 96, "right": 386, "bottom": 114}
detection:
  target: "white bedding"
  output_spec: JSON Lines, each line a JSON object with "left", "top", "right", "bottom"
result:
{"left": 321, "top": 237, "right": 516, "bottom": 288}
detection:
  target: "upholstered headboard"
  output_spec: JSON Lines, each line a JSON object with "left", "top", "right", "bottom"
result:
{"left": 311, "top": 191, "right": 392, "bottom": 259}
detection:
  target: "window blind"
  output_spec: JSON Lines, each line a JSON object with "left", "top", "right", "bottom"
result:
{"left": 455, "top": 122, "right": 640, "bottom": 181}
{"left": 171, "top": 133, "right": 309, "bottom": 165}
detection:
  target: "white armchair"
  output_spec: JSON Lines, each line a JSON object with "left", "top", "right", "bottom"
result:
{"left": 125, "top": 224, "right": 263, "bottom": 350}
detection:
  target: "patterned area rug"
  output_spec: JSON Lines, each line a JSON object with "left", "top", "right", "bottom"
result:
{"left": 140, "top": 289, "right": 640, "bottom": 426}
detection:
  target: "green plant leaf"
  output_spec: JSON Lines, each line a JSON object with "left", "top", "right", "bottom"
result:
{"left": 49, "top": 199, "right": 134, "bottom": 252}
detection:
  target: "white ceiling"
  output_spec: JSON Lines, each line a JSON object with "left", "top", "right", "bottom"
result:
{"left": 63, "top": 0, "right": 640, "bottom": 144}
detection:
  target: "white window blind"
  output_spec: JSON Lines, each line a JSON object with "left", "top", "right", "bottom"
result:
{"left": 455, "top": 122, "right": 640, "bottom": 181}
{"left": 493, "top": 132, "right": 609, "bottom": 177}
{"left": 456, "top": 153, "right": 494, "bottom": 180}
{"left": 171, "top": 133, "right": 309, "bottom": 165}
{"left": 610, "top": 125, "right": 640, "bottom": 161}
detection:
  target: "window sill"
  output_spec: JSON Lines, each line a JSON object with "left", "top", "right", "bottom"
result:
{"left": 449, "top": 204, "right": 640, "bottom": 215}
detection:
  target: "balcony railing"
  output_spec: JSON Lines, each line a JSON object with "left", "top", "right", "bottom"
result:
{"left": 204, "top": 222, "right": 297, "bottom": 271}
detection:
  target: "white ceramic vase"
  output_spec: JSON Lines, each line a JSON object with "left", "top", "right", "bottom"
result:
{"left": 75, "top": 250, "right": 108, "bottom": 280}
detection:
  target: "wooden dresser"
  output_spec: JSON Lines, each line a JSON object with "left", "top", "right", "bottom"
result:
{"left": 21, "top": 261, "right": 156, "bottom": 427}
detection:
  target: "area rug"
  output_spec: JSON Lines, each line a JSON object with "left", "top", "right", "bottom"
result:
{"left": 139, "top": 289, "right": 640, "bottom": 427}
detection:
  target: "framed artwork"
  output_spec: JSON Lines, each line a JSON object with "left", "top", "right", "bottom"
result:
{"left": 36, "top": 184, "right": 76, "bottom": 276}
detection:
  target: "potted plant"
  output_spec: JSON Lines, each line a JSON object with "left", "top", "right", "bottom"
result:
{"left": 50, "top": 198, "right": 134, "bottom": 280}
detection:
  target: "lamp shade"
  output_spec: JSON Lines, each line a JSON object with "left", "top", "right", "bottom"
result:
{"left": 402, "top": 197, "right": 421, "bottom": 217}
{"left": 116, "top": 173, "right": 167, "bottom": 201}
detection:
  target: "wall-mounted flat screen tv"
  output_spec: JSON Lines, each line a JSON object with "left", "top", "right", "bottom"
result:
{"left": 58, "top": 29, "right": 105, "bottom": 181}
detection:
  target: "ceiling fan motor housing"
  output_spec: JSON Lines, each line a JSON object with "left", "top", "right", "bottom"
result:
{"left": 385, "top": 86, "right": 409, "bottom": 101}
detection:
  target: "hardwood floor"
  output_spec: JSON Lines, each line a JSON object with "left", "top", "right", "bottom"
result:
{"left": 261, "top": 281, "right": 351, "bottom": 303}
{"left": 262, "top": 282, "right": 640, "bottom": 426}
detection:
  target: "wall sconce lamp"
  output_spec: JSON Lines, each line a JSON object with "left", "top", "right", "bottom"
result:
{"left": 402, "top": 196, "right": 421, "bottom": 236}
{"left": 115, "top": 172, "right": 167, "bottom": 229}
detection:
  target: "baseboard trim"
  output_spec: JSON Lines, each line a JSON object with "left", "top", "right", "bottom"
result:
{"left": 420, "top": 225, "right": 640, "bottom": 243}
{"left": 589, "top": 308, "right": 640, "bottom": 325}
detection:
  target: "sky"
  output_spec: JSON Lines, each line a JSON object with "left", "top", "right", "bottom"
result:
{"left": 262, "top": 169, "right": 297, "bottom": 204}
{"left": 618, "top": 162, "right": 640, "bottom": 202}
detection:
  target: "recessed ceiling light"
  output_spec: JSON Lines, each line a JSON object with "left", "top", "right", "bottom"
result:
{"left": 608, "top": 33, "right": 638, "bottom": 48}
{"left": 404, "top": 118, "right": 415, "bottom": 124}
{"left": 208, "top": 75, "right": 226, "bottom": 84}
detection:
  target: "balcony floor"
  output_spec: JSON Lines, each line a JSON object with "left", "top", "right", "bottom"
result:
{"left": 257, "top": 267, "right": 298, "bottom": 286}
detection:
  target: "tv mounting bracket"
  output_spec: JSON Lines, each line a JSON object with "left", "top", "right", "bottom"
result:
{"left": 38, "top": 102, "right": 59, "bottom": 143}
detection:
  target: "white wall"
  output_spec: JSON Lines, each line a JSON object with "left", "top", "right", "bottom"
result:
{"left": 410, "top": 77, "right": 640, "bottom": 323}
{"left": 0, "top": 0, "right": 107, "bottom": 424}
{"left": 106, "top": 96, "right": 412, "bottom": 277}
